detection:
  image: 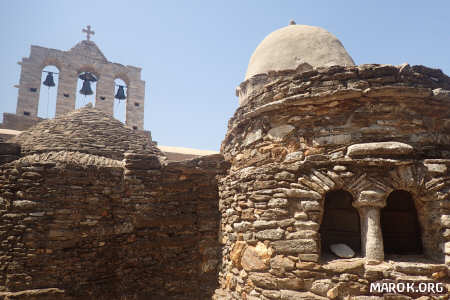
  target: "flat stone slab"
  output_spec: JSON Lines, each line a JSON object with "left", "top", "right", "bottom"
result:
{"left": 347, "top": 142, "right": 413, "bottom": 157}
{"left": 330, "top": 243, "right": 355, "bottom": 258}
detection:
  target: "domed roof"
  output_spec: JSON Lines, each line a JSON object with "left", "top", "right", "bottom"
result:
{"left": 245, "top": 23, "right": 355, "bottom": 79}
{"left": 12, "top": 105, "right": 162, "bottom": 160}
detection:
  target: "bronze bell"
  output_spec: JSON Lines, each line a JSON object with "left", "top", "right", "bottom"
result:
{"left": 79, "top": 80, "right": 94, "bottom": 96}
{"left": 78, "top": 72, "right": 97, "bottom": 96}
{"left": 43, "top": 72, "right": 56, "bottom": 87}
{"left": 115, "top": 85, "right": 126, "bottom": 100}
{"left": 79, "top": 72, "right": 97, "bottom": 82}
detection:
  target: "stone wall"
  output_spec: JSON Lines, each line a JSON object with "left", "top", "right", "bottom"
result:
{"left": 0, "top": 150, "right": 228, "bottom": 299}
{"left": 215, "top": 64, "right": 450, "bottom": 299}
{"left": 0, "top": 114, "right": 42, "bottom": 132}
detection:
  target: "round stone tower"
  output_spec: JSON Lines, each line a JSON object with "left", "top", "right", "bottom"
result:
{"left": 215, "top": 23, "right": 450, "bottom": 299}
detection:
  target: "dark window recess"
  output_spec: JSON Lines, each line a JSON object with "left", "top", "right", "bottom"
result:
{"left": 134, "top": 102, "right": 140, "bottom": 107}
{"left": 381, "top": 190, "right": 422, "bottom": 255}
{"left": 23, "top": 111, "right": 30, "bottom": 116}
{"left": 29, "top": 88, "right": 37, "bottom": 92}
{"left": 320, "top": 190, "right": 361, "bottom": 254}
{"left": 132, "top": 126, "right": 138, "bottom": 130}
{"left": 100, "top": 96, "right": 106, "bottom": 100}
{"left": 63, "top": 93, "right": 70, "bottom": 98}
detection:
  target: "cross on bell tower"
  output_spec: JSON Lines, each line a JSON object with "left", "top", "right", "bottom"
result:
{"left": 82, "top": 25, "right": 95, "bottom": 41}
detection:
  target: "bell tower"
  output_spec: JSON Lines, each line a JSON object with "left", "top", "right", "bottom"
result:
{"left": 8, "top": 25, "right": 146, "bottom": 131}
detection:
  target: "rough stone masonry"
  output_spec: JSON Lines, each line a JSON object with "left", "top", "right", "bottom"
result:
{"left": 213, "top": 23, "right": 450, "bottom": 300}
{"left": 0, "top": 22, "right": 450, "bottom": 300}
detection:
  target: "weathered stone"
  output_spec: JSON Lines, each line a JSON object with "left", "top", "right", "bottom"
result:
{"left": 268, "top": 125, "right": 295, "bottom": 141}
{"left": 276, "top": 277, "right": 304, "bottom": 290}
{"left": 234, "top": 221, "right": 252, "bottom": 232}
{"left": 280, "top": 290, "right": 327, "bottom": 300}
{"left": 241, "top": 244, "right": 268, "bottom": 271}
{"left": 284, "top": 151, "right": 304, "bottom": 163}
{"left": 394, "top": 262, "right": 448, "bottom": 276}
{"left": 294, "top": 221, "right": 320, "bottom": 231}
{"left": 255, "top": 228, "right": 284, "bottom": 240}
{"left": 322, "top": 258, "right": 365, "bottom": 274}
{"left": 262, "top": 290, "right": 281, "bottom": 299}
{"left": 270, "top": 255, "right": 295, "bottom": 272}
{"left": 347, "top": 142, "right": 413, "bottom": 157}
{"left": 311, "top": 279, "right": 334, "bottom": 297}
{"left": 13, "top": 200, "right": 38, "bottom": 210}
{"left": 329, "top": 243, "right": 355, "bottom": 258}
{"left": 249, "top": 272, "right": 278, "bottom": 289}
{"left": 271, "top": 239, "right": 317, "bottom": 254}
{"left": 284, "top": 189, "right": 321, "bottom": 200}
{"left": 243, "top": 129, "right": 263, "bottom": 146}
{"left": 230, "top": 241, "right": 246, "bottom": 268}
{"left": 253, "top": 220, "right": 278, "bottom": 229}
{"left": 424, "top": 163, "right": 447, "bottom": 174}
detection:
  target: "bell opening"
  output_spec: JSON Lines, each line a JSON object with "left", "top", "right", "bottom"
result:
{"left": 114, "top": 78, "right": 127, "bottom": 124}
{"left": 76, "top": 71, "right": 97, "bottom": 109}
{"left": 38, "top": 65, "right": 59, "bottom": 119}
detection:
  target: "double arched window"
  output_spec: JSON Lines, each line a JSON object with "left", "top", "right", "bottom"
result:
{"left": 320, "top": 189, "right": 422, "bottom": 258}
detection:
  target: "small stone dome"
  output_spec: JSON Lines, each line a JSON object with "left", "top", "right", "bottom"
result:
{"left": 245, "top": 23, "right": 355, "bottom": 79}
{"left": 12, "top": 105, "right": 162, "bottom": 160}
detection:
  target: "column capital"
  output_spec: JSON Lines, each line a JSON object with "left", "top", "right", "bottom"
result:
{"left": 353, "top": 190, "right": 386, "bottom": 208}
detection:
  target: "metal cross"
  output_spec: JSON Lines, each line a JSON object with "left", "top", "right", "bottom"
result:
{"left": 82, "top": 25, "right": 95, "bottom": 41}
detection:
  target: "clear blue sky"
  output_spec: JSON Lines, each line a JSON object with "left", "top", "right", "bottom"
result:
{"left": 1, "top": 1, "right": 449, "bottom": 150}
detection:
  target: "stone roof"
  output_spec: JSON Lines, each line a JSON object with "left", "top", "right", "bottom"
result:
{"left": 245, "top": 23, "right": 355, "bottom": 79}
{"left": 11, "top": 105, "right": 163, "bottom": 160}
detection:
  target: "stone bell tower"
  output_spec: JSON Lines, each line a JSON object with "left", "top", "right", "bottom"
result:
{"left": 6, "top": 25, "right": 146, "bottom": 131}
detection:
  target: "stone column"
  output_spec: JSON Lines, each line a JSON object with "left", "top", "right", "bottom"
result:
{"left": 55, "top": 69, "right": 78, "bottom": 116}
{"left": 16, "top": 60, "right": 42, "bottom": 117}
{"left": 353, "top": 190, "right": 386, "bottom": 261}
{"left": 95, "top": 73, "right": 114, "bottom": 116}
{"left": 126, "top": 79, "right": 145, "bottom": 130}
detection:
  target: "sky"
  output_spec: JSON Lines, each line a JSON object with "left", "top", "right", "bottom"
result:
{"left": 0, "top": 1, "right": 449, "bottom": 151}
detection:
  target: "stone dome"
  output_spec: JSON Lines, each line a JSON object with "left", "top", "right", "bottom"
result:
{"left": 245, "top": 23, "right": 355, "bottom": 79}
{"left": 11, "top": 105, "right": 162, "bottom": 160}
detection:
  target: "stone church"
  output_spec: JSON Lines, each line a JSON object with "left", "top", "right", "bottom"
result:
{"left": 0, "top": 22, "right": 449, "bottom": 299}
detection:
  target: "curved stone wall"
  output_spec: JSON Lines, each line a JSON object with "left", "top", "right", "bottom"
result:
{"left": 216, "top": 64, "right": 450, "bottom": 299}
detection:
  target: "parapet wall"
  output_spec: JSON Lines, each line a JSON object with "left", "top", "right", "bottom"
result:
{"left": 0, "top": 150, "right": 229, "bottom": 299}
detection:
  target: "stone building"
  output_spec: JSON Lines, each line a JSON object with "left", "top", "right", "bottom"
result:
{"left": 214, "top": 23, "right": 450, "bottom": 299}
{"left": 0, "top": 22, "right": 450, "bottom": 299}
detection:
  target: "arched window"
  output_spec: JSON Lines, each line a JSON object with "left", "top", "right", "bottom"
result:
{"left": 75, "top": 71, "right": 97, "bottom": 109}
{"left": 113, "top": 78, "right": 127, "bottom": 123}
{"left": 320, "top": 190, "right": 361, "bottom": 255}
{"left": 381, "top": 190, "right": 422, "bottom": 255}
{"left": 38, "top": 65, "right": 59, "bottom": 118}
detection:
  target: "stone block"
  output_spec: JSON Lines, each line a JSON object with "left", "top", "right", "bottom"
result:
{"left": 280, "top": 290, "right": 327, "bottom": 300}
{"left": 255, "top": 228, "right": 284, "bottom": 241}
{"left": 271, "top": 239, "right": 317, "bottom": 254}
{"left": 249, "top": 272, "right": 278, "bottom": 289}
{"left": 347, "top": 142, "right": 413, "bottom": 157}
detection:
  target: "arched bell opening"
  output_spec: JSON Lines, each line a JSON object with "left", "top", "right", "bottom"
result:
{"left": 113, "top": 78, "right": 127, "bottom": 123}
{"left": 320, "top": 190, "right": 361, "bottom": 257}
{"left": 381, "top": 190, "right": 423, "bottom": 255}
{"left": 38, "top": 65, "right": 59, "bottom": 118}
{"left": 75, "top": 70, "right": 98, "bottom": 109}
